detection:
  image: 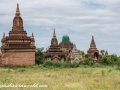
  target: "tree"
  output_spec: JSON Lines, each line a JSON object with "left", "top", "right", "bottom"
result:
{"left": 78, "top": 50, "right": 85, "bottom": 58}
{"left": 102, "top": 55, "right": 118, "bottom": 65}
{"left": 116, "top": 57, "right": 120, "bottom": 70}
{"left": 35, "top": 47, "right": 44, "bottom": 64}
{"left": 100, "top": 50, "right": 105, "bottom": 56}
{"left": 79, "top": 57, "right": 94, "bottom": 66}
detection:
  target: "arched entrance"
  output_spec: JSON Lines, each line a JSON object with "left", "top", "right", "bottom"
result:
{"left": 94, "top": 52, "right": 98, "bottom": 60}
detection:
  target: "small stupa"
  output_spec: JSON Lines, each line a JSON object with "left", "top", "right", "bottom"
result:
{"left": 68, "top": 44, "right": 82, "bottom": 63}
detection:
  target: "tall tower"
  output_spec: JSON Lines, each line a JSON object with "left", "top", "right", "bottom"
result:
{"left": 86, "top": 36, "right": 102, "bottom": 62}
{"left": 0, "top": 4, "right": 35, "bottom": 66}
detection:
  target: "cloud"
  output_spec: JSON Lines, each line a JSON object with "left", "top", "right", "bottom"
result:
{"left": 0, "top": 0, "right": 120, "bottom": 56}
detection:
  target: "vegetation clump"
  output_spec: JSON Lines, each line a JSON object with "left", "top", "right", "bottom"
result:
{"left": 43, "top": 61, "right": 80, "bottom": 68}
{"left": 35, "top": 48, "right": 120, "bottom": 70}
{"left": 80, "top": 58, "right": 95, "bottom": 66}
{"left": 35, "top": 47, "right": 44, "bottom": 65}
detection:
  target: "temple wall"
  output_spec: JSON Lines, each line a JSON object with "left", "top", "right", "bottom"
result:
{"left": 1, "top": 51, "right": 35, "bottom": 66}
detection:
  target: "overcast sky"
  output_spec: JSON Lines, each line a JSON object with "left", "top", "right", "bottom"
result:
{"left": 0, "top": 0, "right": 120, "bottom": 56}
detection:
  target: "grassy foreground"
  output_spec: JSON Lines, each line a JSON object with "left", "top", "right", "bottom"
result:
{"left": 0, "top": 65, "right": 120, "bottom": 90}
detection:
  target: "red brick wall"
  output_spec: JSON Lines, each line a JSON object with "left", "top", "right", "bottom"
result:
{"left": 1, "top": 51, "right": 35, "bottom": 66}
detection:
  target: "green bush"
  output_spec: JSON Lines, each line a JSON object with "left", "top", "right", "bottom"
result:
{"left": 22, "top": 64, "right": 27, "bottom": 68}
{"left": 116, "top": 57, "right": 120, "bottom": 70}
{"left": 102, "top": 55, "right": 118, "bottom": 66}
{"left": 35, "top": 48, "right": 44, "bottom": 65}
{"left": 80, "top": 58, "right": 95, "bottom": 66}
{"left": 54, "top": 62, "right": 61, "bottom": 67}
{"left": 62, "top": 61, "right": 79, "bottom": 68}
{"left": 43, "top": 61, "right": 54, "bottom": 67}
{"left": 62, "top": 61, "right": 71, "bottom": 68}
{"left": 43, "top": 61, "right": 79, "bottom": 68}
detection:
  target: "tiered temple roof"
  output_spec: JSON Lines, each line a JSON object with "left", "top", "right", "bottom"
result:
{"left": 1, "top": 4, "right": 35, "bottom": 52}
{"left": 86, "top": 36, "right": 102, "bottom": 62}
{"left": 45, "top": 29, "right": 65, "bottom": 62}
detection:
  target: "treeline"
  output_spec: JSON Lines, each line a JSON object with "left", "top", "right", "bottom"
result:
{"left": 35, "top": 48, "right": 120, "bottom": 69}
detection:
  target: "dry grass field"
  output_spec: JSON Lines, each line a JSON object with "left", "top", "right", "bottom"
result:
{"left": 0, "top": 65, "right": 120, "bottom": 90}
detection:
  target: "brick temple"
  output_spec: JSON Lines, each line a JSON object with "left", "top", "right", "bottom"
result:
{"left": 0, "top": 4, "right": 35, "bottom": 66}
{"left": 59, "top": 35, "right": 73, "bottom": 57}
{"left": 44, "top": 29, "right": 65, "bottom": 62}
{"left": 86, "top": 36, "right": 102, "bottom": 62}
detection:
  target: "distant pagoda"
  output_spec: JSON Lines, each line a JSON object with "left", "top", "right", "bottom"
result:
{"left": 68, "top": 44, "right": 82, "bottom": 63}
{"left": 105, "top": 50, "right": 108, "bottom": 56}
{"left": 0, "top": 4, "right": 35, "bottom": 66}
{"left": 44, "top": 29, "right": 65, "bottom": 62}
{"left": 59, "top": 35, "right": 73, "bottom": 56}
{"left": 86, "top": 36, "right": 102, "bottom": 62}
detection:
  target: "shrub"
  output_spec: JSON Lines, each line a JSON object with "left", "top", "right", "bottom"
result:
{"left": 62, "top": 61, "right": 71, "bottom": 68}
{"left": 71, "top": 62, "right": 79, "bottom": 68}
{"left": 35, "top": 48, "right": 44, "bottom": 65}
{"left": 80, "top": 58, "right": 95, "bottom": 66}
{"left": 43, "top": 61, "right": 79, "bottom": 68}
{"left": 54, "top": 62, "right": 61, "bottom": 67}
{"left": 43, "top": 61, "right": 54, "bottom": 67}
{"left": 116, "top": 57, "right": 120, "bottom": 70}
{"left": 102, "top": 55, "right": 118, "bottom": 66}
{"left": 22, "top": 64, "right": 27, "bottom": 68}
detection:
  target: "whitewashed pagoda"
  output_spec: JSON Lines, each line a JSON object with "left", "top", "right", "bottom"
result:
{"left": 68, "top": 44, "right": 82, "bottom": 63}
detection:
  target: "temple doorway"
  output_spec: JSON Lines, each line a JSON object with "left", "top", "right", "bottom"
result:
{"left": 94, "top": 52, "right": 98, "bottom": 60}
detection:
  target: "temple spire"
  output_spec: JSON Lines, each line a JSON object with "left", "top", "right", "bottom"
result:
{"left": 105, "top": 50, "right": 108, "bottom": 56}
{"left": 53, "top": 29, "right": 56, "bottom": 38}
{"left": 73, "top": 44, "right": 77, "bottom": 50}
{"left": 3, "top": 32, "right": 5, "bottom": 37}
{"left": 12, "top": 3, "right": 23, "bottom": 31}
{"left": 15, "top": 3, "right": 20, "bottom": 16}
{"left": 90, "top": 35, "right": 96, "bottom": 48}
{"left": 32, "top": 32, "right": 34, "bottom": 37}
{"left": 92, "top": 36, "right": 95, "bottom": 43}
